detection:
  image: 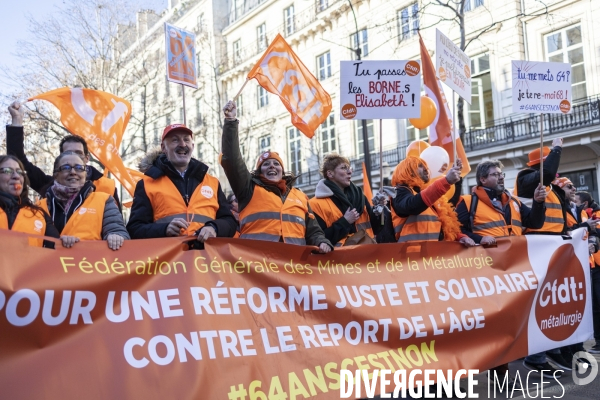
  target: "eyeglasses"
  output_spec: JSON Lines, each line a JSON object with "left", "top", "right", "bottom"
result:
{"left": 488, "top": 172, "right": 505, "bottom": 178}
{"left": 0, "top": 167, "right": 26, "bottom": 177}
{"left": 55, "top": 164, "right": 86, "bottom": 173}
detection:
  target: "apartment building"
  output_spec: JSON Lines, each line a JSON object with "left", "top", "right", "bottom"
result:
{"left": 120, "top": 0, "right": 600, "bottom": 200}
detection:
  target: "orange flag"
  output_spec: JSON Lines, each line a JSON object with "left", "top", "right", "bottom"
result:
{"left": 247, "top": 34, "right": 332, "bottom": 138}
{"left": 419, "top": 34, "right": 471, "bottom": 176}
{"left": 29, "top": 87, "right": 142, "bottom": 196}
{"left": 362, "top": 162, "right": 373, "bottom": 206}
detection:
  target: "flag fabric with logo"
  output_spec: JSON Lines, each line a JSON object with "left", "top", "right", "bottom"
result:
{"left": 362, "top": 162, "right": 373, "bottom": 206}
{"left": 247, "top": 33, "right": 332, "bottom": 139}
{"left": 419, "top": 34, "right": 471, "bottom": 176}
{"left": 30, "top": 87, "right": 141, "bottom": 196}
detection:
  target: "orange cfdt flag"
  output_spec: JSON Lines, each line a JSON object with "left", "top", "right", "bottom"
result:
{"left": 419, "top": 34, "right": 471, "bottom": 176}
{"left": 362, "top": 162, "right": 373, "bottom": 206}
{"left": 247, "top": 34, "right": 332, "bottom": 138}
{"left": 29, "top": 87, "right": 142, "bottom": 196}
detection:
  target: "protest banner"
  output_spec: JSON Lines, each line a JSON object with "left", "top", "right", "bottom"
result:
{"left": 0, "top": 229, "right": 592, "bottom": 399}
{"left": 165, "top": 23, "right": 198, "bottom": 88}
{"left": 245, "top": 34, "right": 332, "bottom": 139}
{"left": 340, "top": 60, "right": 421, "bottom": 120}
{"left": 512, "top": 60, "right": 572, "bottom": 114}
{"left": 435, "top": 29, "right": 471, "bottom": 105}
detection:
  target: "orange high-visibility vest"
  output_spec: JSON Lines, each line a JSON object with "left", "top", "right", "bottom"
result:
{"left": 93, "top": 175, "right": 116, "bottom": 197}
{"left": 143, "top": 174, "right": 220, "bottom": 235}
{"left": 40, "top": 192, "right": 108, "bottom": 240}
{"left": 239, "top": 186, "right": 310, "bottom": 245}
{"left": 461, "top": 190, "right": 523, "bottom": 237}
{"left": 309, "top": 196, "right": 374, "bottom": 246}
{"left": 0, "top": 207, "right": 46, "bottom": 246}
{"left": 392, "top": 188, "right": 441, "bottom": 243}
{"left": 513, "top": 178, "right": 565, "bottom": 234}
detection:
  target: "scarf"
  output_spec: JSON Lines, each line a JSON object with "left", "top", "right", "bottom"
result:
{"left": 51, "top": 181, "right": 81, "bottom": 212}
{"left": 259, "top": 176, "right": 288, "bottom": 194}
{"left": 323, "top": 180, "right": 365, "bottom": 215}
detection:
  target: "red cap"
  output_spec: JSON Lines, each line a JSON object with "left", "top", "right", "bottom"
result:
{"left": 162, "top": 124, "right": 193, "bottom": 141}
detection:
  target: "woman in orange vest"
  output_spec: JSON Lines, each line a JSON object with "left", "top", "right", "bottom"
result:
{"left": 309, "top": 153, "right": 382, "bottom": 246}
{"left": 40, "top": 152, "right": 129, "bottom": 250}
{"left": 0, "top": 155, "right": 59, "bottom": 247}
{"left": 221, "top": 100, "right": 332, "bottom": 253}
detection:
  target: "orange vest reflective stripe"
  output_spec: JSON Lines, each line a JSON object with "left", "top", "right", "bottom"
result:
{"left": 462, "top": 193, "right": 523, "bottom": 237}
{"left": 143, "top": 175, "right": 220, "bottom": 235}
{"left": 0, "top": 207, "right": 46, "bottom": 247}
{"left": 308, "top": 196, "right": 374, "bottom": 246}
{"left": 40, "top": 192, "right": 108, "bottom": 240}
{"left": 239, "top": 186, "right": 308, "bottom": 245}
{"left": 525, "top": 188, "right": 564, "bottom": 233}
{"left": 391, "top": 188, "right": 441, "bottom": 243}
{"left": 93, "top": 175, "right": 116, "bottom": 197}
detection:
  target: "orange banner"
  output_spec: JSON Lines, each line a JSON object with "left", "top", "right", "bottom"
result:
{"left": 29, "top": 87, "right": 141, "bottom": 196}
{"left": 247, "top": 34, "right": 332, "bottom": 139}
{"left": 0, "top": 229, "right": 592, "bottom": 399}
{"left": 419, "top": 34, "right": 471, "bottom": 176}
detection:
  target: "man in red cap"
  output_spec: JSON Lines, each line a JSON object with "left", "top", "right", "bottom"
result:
{"left": 127, "top": 124, "right": 237, "bottom": 242}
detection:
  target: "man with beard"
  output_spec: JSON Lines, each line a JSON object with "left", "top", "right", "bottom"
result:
{"left": 457, "top": 160, "right": 548, "bottom": 389}
{"left": 127, "top": 124, "right": 236, "bottom": 242}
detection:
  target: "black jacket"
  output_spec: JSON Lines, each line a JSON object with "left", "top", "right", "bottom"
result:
{"left": 0, "top": 191, "right": 59, "bottom": 248}
{"left": 127, "top": 152, "right": 236, "bottom": 239}
{"left": 456, "top": 187, "right": 546, "bottom": 243}
{"left": 6, "top": 125, "right": 121, "bottom": 210}
{"left": 515, "top": 146, "right": 562, "bottom": 198}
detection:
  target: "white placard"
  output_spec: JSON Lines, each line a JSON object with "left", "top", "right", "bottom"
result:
{"left": 512, "top": 60, "right": 572, "bottom": 114}
{"left": 435, "top": 29, "right": 471, "bottom": 104}
{"left": 339, "top": 60, "right": 421, "bottom": 120}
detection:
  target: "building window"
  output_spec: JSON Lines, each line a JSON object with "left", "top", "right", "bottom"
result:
{"left": 238, "top": 94, "right": 244, "bottom": 117}
{"left": 166, "top": 115, "right": 171, "bottom": 127}
{"left": 545, "top": 25, "right": 586, "bottom": 100}
{"left": 179, "top": 107, "right": 184, "bottom": 122}
{"left": 233, "top": 39, "right": 241, "bottom": 64}
{"left": 257, "top": 23, "right": 267, "bottom": 51}
{"left": 317, "top": 52, "right": 331, "bottom": 81}
{"left": 196, "top": 98, "right": 202, "bottom": 126}
{"left": 288, "top": 127, "right": 302, "bottom": 175}
{"left": 153, "top": 123, "right": 159, "bottom": 145}
{"left": 197, "top": 13, "right": 204, "bottom": 31}
{"left": 466, "top": 54, "right": 493, "bottom": 129}
{"left": 284, "top": 5, "right": 295, "bottom": 37}
{"left": 355, "top": 120, "right": 374, "bottom": 157}
{"left": 464, "top": 0, "right": 484, "bottom": 12}
{"left": 317, "top": 0, "right": 329, "bottom": 12}
{"left": 350, "top": 29, "right": 368, "bottom": 60}
{"left": 258, "top": 135, "right": 271, "bottom": 155}
{"left": 195, "top": 53, "right": 201, "bottom": 77}
{"left": 320, "top": 113, "right": 336, "bottom": 154}
{"left": 197, "top": 141, "right": 204, "bottom": 161}
{"left": 398, "top": 3, "right": 419, "bottom": 41}
{"left": 165, "top": 76, "right": 170, "bottom": 96}
{"left": 406, "top": 120, "right": 427, "bottom": 143}
{"left": 152, "top": 82, "right": 158, "bottom": 102}
{"left": 258, "top": 86, "right": 269, "bottom": 108}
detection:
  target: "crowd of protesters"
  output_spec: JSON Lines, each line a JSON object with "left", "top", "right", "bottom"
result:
{"left": 3, "top": 99, "right": 600, "bottom": 386}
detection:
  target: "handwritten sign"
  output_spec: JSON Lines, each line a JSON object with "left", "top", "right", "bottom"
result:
{"left": 339, "top": 60, "right": 421, "bottom": 120}
{"left": 164, "top": 23, "right": 198, "bottom": 88}
{"left": 435, "top": 29, "right": 471, "bottom": 104}
{"left": 512, "top": 61, "right": 572, "bottom": 114}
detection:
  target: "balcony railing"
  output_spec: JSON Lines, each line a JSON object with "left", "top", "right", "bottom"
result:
{"left": 221, "top": 0, "right": 340, "bottom": 73}
{"left": 294, "top": 95, "right": 600, "bottom": 191}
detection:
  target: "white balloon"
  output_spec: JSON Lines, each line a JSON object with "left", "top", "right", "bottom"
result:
{"left": 420, "top": 147, "right": 450, "bottom": 179}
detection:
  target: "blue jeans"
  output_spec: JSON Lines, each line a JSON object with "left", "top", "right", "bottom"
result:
{"left": 525, "top": 352, "right": 546, "bottom": 364}
{"left": 592, "top": 268, "right": 600, "bottom": 343}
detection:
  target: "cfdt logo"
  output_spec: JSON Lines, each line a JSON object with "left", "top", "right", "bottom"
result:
{"left": 572, "top": 351, "right": 598, "bottom": 386}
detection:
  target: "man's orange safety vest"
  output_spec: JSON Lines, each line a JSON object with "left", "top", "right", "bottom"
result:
{"left": 143, "top": 174, "right": 220, "bottom": 235}
{"left": 461, "top": 188, "right": 524, "bottom": 237}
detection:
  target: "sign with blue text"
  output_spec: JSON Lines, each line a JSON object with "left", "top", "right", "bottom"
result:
{"left": 512, "top": 60, "right": 572, "bottom": 114}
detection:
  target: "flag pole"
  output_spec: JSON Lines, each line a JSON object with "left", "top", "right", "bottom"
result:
{"left": 182, "top": 84, "right": 187, "bottom": 126}
{"left": 452, "top": 90, "right": 457, "bottom": 167}
{"left": 540, "top": 113, "right": 544, "bottom": 186}
{"left": 233, "top": 79, "right": 250, "bottom": 102}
